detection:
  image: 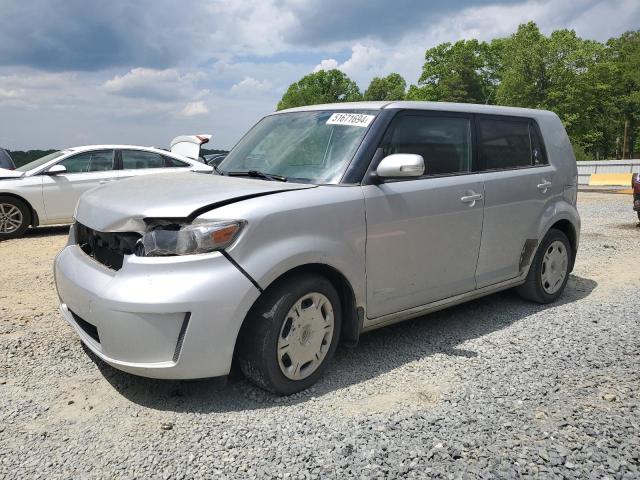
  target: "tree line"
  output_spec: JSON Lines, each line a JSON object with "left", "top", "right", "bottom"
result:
{"left": 8, "top": 150, "right": 57, "bottom": 168}
{"left": 277, "top": 22, "right": 640, "bottom": 160}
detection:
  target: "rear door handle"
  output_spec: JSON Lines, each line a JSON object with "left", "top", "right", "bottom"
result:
{"left": 460, "top": 193, "right": 483, "bottom": 206}
{"left": 537, "top": 180, "right": 552, "bottom": 192}
{"left": 99, "top": 180, "right": 114, "bottom": 185}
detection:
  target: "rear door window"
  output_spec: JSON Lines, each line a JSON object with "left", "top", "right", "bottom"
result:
{"left": 382, "top": 114, "right": 472, "bottom": 176}
{"left": 477, "top": 118, "right": 533, "bottom": 170}
{"left": 121, "top": 150, "right": 166, "bottom": 169}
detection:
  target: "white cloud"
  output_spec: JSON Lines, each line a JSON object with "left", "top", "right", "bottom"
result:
{"left": 179, "top": 101, "right": 209, "bottom": 117}
{"left": 313, "top": 44, "right": 399, "bottom": 88}
{"left": 313, "top": 58, "right": 338, "bottom": 72}
{"left": 0, "top": 88, "right": 21, "bottom": 98}
{"left": 102, "top": 68, "right": 205, "bottom": 102}
{"left": 203, "top": 0, "right": 299, "bottom": 56}
{"left": 230, "top": 76, "right": 272, "bottom": 94}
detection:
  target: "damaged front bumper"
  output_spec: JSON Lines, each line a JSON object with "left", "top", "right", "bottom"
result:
{"left": 53, "top": 230, "right": 260, "bottom": 380}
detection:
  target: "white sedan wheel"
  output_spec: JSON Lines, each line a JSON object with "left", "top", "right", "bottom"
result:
{"left": 0, "top": 203, "right": 24, "bottom": 234}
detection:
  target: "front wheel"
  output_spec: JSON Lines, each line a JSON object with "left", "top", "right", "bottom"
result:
{"left": 0, "top": 196, "right": 30, "bottom": 240}
{"left": 517, "top": 229, "right": 572, "bottom": 304}
{"left": 238, "top": 273, "right": 341, "bottom": 395}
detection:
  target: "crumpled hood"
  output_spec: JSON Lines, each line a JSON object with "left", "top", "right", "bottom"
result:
{"left": 75, "top": 172, "right": 316, "bottom": 232}
{"left": 0, "top": 168, "right": 24, "bottom": 179}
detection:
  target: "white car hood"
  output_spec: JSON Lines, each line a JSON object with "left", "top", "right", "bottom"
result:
{"left": 0, "top": 168, "right": 24, "bottom": 179}
{"left": 75, "top": 172, "right": 315, "bottom": 232}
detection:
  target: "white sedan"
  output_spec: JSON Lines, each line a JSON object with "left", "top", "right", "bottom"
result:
{"left": 0, "top": 145, "right": 212, "bottom": 239}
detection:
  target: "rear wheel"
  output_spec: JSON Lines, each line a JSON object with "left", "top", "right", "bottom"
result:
{"left": 517, "top": 229, "right": 572, "bottom": 304}
{"left": 238, "top": 273, "right": 341, "bottom": 395}
{"left": 0, "top": 196, "right": 30, "bottom": 240}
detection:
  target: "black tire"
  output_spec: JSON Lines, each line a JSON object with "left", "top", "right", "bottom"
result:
{"left": 0, "top": 196, "right": 30, "bottom": 240}
{"left": 516, "top": 229, "right": 572, "bottom": 304}
{"left": 637, "top": 211, "right": 640, "bottom": 222}
{"left": 237, "top": 273, "right": 342, "bottom": 395}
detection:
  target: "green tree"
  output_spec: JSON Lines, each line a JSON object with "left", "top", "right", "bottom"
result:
{"left": 495, "top": 22, "right": 549, "bottom": 107}
{"left": 277, "top": 69, "right": 362, "bottom": 110}
{"left": 363, "top": 73, "right": 406, "bottom": 101}
{"left": 496, "top": 22, "right": 635, "bottom": 159}
{"left": 407, "top": 39, "right": 497, "bottom": 103}
{"left": 606, "top": 31, "right": 640, "bottom": 156}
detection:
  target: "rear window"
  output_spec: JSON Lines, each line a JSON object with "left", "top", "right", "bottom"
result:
{"left": 478, "top": 118, "right": 533, "bottom": 170}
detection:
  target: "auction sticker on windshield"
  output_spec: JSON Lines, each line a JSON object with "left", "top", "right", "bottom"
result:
{"left": 326, "top": 113, "right": 375, "bottom": 128}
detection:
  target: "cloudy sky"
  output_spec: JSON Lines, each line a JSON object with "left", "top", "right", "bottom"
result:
{"left": 0, "top": 0, "right": 638, "bottom": 150}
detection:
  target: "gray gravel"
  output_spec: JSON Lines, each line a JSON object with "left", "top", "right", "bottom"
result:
{"left": 1, "top": 191, "right": 639, "bottom": 479}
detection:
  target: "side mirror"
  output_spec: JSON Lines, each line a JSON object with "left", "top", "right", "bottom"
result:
{"left": 376, "top": 154, "right": 425, "bottom": 179}
{"left": 45, "top": 164, "right": 67, "bottom": 175}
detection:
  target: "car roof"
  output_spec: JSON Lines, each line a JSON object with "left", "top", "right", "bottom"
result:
{"left": 276, "top": 101, "right": 557, "bottom": 120}
{"left": 55, "top": 145, "right": 208, "bottom": 167}
{"left": 66, "top": 145, "right": 172, "bottom": 154}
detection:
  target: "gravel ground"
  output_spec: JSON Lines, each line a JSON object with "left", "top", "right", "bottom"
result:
{"left": 1, "top": 191, "right": 639, "bottom": 479}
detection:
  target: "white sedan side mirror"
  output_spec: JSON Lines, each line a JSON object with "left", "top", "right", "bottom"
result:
{"left": 45, "top": 164, "right": 67, "bottom": 175}
{"left": 376, "top": 154, "right": 425, "bottom": 179}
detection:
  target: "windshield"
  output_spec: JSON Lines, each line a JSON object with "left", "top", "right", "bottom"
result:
{"left": 219, "top": 110, "right": 376, "bottom": 184}
{"left": 16, "top": 151, "right": 67, "bottom": 172}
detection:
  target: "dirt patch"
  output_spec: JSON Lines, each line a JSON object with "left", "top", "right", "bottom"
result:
{"left": 591, "top": 259, "right": 640, "bottom": 299}
{"left": 343, "top": 382, "right": 451, "bottom": 416}
{"left": 0, "top": 229, "right": 67, "bottom": 322}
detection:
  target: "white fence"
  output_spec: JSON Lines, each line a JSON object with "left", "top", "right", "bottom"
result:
{"left": 576, "top": 159, "right": 640, "bottom": 185}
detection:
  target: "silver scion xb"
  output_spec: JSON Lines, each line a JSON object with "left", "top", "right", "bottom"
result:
{"left": 54, "top": 102, "right": 581, "bottom": 395}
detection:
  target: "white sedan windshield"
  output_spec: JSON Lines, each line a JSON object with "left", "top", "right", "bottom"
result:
{"left": 219, "top": 111, "right": 376, "bottom": 184}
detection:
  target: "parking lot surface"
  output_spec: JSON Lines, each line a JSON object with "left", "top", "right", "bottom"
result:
{"left": 1, "top": 192, "right": 639, "bottom": 479}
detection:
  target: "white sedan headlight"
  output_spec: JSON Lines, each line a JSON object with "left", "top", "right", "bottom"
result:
{"left": 141, "top": 220, "right": 245, "bottom": 256}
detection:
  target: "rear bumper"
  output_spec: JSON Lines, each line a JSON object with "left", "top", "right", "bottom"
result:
{"left": 54, "top": 244, "right": 260, "bottom": 379}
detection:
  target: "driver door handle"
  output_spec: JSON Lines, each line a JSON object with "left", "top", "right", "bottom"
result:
{"left": 460, "top": 192, "right": 483, "bottom": 207}
{"left": 99, "top": 180, "right": 115, "bottom": 184}
{"left": 461, "top": 193, "right": 483, "bottom": 203}
{"left": 537, "top": 180, "right": 552, "bottom": 192}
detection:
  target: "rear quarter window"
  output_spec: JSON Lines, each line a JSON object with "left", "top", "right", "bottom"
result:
{"left": 478, "top": 118, "right": 532, "bottom": 170}
{"left": 164, "top": 156, "right": 190, "bottom": 167}
{"left": 121, "top": 150, "right": 165, "bottom": 169}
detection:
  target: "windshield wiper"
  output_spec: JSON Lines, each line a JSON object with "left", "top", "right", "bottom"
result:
{"left": 226, "top": 170, "right": 287, "bottom": 182}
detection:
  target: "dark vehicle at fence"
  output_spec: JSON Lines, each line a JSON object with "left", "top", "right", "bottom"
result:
{"left": 0, "top": 149, "right": 15, "bottom": 170}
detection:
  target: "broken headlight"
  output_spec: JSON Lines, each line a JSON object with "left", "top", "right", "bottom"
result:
{"left": 140, "top": 220, "right": 245, "bottom": 256}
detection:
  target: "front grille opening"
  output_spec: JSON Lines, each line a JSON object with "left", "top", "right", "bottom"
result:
{"left": 69, "top": 310, "right": 100, "bottom": 343}
{"left": 75, "top": 222, "right": 141, "bottom": 270}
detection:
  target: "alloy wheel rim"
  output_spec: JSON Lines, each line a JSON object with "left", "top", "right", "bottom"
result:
{"left": 541, "top": 240, "right": 568, "bottom": 294}
{"left": 0, "top": 203, "right": 23, "bottom": 234}
{"left": 277, "top": 292, "right": 334, "bottom": 381}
